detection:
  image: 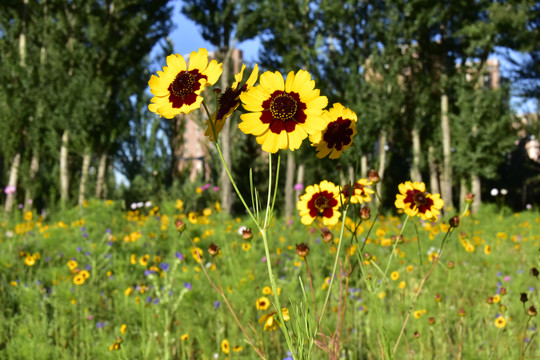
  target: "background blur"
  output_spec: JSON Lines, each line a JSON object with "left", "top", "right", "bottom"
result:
{"left": 1, "top": 0, "right": 539, "bottom": 216}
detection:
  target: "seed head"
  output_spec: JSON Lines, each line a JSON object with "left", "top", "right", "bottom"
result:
{"left": 296, "top": 243, "right": 310, "bottom": 258}
{"left": 360, "top": 206, "right": 371, "bottom": 220}
{"left": 531, "top": 267, "right": 539, "bottom": 278}
{"left": 520, "top": 293, "right": 529, "bottom": 303}
{"left": 527, "top": 305, "right": 537, "bottom": 317}
{"left": 369, "top": 170, "right": 380, "bottom": 184}
{"left": 320, "top": 227, "right": 334, "bottom": 243}
{"left": 242, "top": 228, "right": 253, "bottom": 241}
{"left": 208, "top": 243, "right": 220, "bottom": 256}
{"left": 499, "top": 287, "right": 507, "bottom": 296}
{"left": 449, "top": 216, "right": 460, "bottom": 228}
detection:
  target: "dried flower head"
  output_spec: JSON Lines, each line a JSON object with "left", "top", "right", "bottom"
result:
{"left": 296, "top": 243, "right": 310, "bottom": 258}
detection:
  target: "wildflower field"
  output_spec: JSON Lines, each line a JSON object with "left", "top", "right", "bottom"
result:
{"left": 1, "top": 199, "right": 538, "bottom": 359}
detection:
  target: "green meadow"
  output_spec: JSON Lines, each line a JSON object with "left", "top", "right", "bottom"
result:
{"left": 1, "top": 200, "right": 538, "bottom": 359}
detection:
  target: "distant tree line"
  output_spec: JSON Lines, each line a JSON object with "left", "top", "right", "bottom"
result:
{"left": 1, "top": 0, "right": 539, "bottom": 215}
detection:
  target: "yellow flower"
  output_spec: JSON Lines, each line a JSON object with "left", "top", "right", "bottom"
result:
{"left": 406, "top": 265, "right": 414, "bottom": 272}
{"left": 191, "top": 247, "right": 203, "bottom": 263}
{"left": 108, "top": 337, "right": 123, "bottom": 351}
{"left": 175, "top": 199, "right": 184, "bottom": 211}
{"left": 188, "top": 212, "right": 198, "bottom": 224}
{"left": 378, "top": 291, "right": 386, "bottom": 299}
{"left": 24, "top": 255, "right": 35, "bottom": 266}
{"left": 120, "top": 324, "right": 127, "bottom": 334}
{"left": 484, "top": 245, "right": 491, "bottom": 255}
{"left": 202, "top": 208, "right": 212, "bottom": 217}
{"left": 239, "top": 69, "right": 328, "bottom": 153}
{"left": 390, "top": 271, "right": 400, "bottom": 281}
{"left": 181, "top": 333, "right": 189, "bottom": 341}
{"left": 73, "top": 274, "right": 85, "bottom": 285}
{"left": 297, "top": 180, "right": 341, "bottom": 226}
{"left": 262, "top": 286, "right": 272, "bottom": 295}
{"left": 125, "top": 287, "right": 133, "bottom": 296}
{"left": 79, "top": 270, "right": 90, "bottom": 280}
{"left": 241, "top": 242, "right": 251, "bottom": 251}
{"left": 233, "top": 345, "right": 243, "bottom": 352}
{"left": 413, "top": 310, "right": 422, "bottom": 319}
{"left": 492, "top": 294, "right": 501, "bottom": 303}
{"left": 221, "top": 339, "right": 230, "bottom": 354}
{"left": 148, "top": 48, "right": 223, "bottom": 118}
{"left": 67, "top": 260, "right": 78, "bottom": 271}
{"left": 309, "top": 103, "right": 357, "bottom": 159}
{"left": 24, "top": 211, "right": 33, "bottom": 221}
{"left": 494, "top": 316, "right": 507, "bottom": 328}
{"left": 139, "top": 255, "right": 149, "bottom": 267}
{"left": 259, "top": 308, "right": 290, "bottom": 331}
{"left": 10, "top": 281, "right": 18, "bottom": 287}
{"left": 256, "top": 297, "right": 271, "bottom": 311}
{"left": 398, "top": 281, "right": 406, "bottom": 289}
{"left": 205, "top": 64, "right": 259, "bottom": 141}
{"left": 394, "top": 181, "right": 444, "bottom": 221}
{"left": 346, "top": 179, "right": 374, "bottom": 204}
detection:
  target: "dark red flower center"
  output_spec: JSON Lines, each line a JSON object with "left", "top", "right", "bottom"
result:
{"left": 322, "top": 118, "right": 354, "bottom": 151}
{"left": 307, "top": 191, "right": 338, "bottom": 219}
{"left": 261, "top": 91, "right": 307, "bottom": 134}
{"left": 168, "top": 70, "right": 207, "bottom": 108}
{"left": 404, "top": 189, "right": 434, "bottom": 214}
{"left": 216, "top": 86, "right": 242, "bottom": 120}
{"left": 354, "top": 182, "right": 366, "bottom": 196}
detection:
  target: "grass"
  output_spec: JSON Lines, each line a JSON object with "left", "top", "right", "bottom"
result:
{"left": 0, "top": 199, "right": 538, "bottom": 359}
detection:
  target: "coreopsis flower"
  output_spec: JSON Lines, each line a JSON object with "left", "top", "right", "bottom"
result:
{"left": 309, "top": 103, "right": 357, "bottom": 159}
{"left": 148, "top": 48, "right": 222, "bottom": 118}
{"left": 297, "top": 180, "right": 341, "bottom": 226}
{"left": 221, "top": 339, "right": 230, "bottom": 354}
{"left": 239, "top": 69, "right": 328, "bottom": 153}
{"left": 205, "top": 64, "right": 259, "bottom": 141}
{"left": 73, "top": 273, "right": 85, "bottom": 285}
{"left": 394, "top": 181, "right": 444, "bottom": 221}
{"left": 259, "top": 308, "right": 290, "bottom": 331}
{"left": 349, "top": 179, "right": 375, "bottom": 204}
{"left": 494, "top": 316, "right": 507, "bottom": 328}
{"left": 255, "top": 297, "right": 270, "bottom": 311}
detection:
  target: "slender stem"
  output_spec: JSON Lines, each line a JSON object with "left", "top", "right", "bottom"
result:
{"left": 318, "top": 206, "right": 348, "bottom": 327}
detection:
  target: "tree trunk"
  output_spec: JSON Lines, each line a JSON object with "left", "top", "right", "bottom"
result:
{"left": 440, "top": 93, "right": 452, "bottom": 210}
{"left": 4, "top": 152, "right": 21, "bottom": 214}
{"left": 348, "top": 165, "right": 354, "bottom": 184}
{"left": 96, "top": 152, "right": 107, "bottom": 199}
{"left": 411, "top": 126, "right": 422, "bottom": 182}
{"left": 219, "top": 48, "right": 235, "bottom": 215}
{"left": 295, "top": 162, "right": 305, "bottom": 203}
{"left": 60, "top": 130, "right": 70, "bottom": 206}
{"left": 24, "top": 149, "right": 40, "bottom": 211}
{"left": 459, "top": 177, "right": 467, "bottom": 212}
{"left": 360, "top": 155, "right": 368, "bottom": 179}
{"left": 78, "top": 148, "right": 91, "bottom": 206}
{"left": 376, "top": 130, "right": 387, "bottom": 206}
{"left": 284, "top": 152, "right": 296, "bottom": 219}
{"left": 428, "top": 145, "right": 440, "bottom": 195}
{"left": 471, "top": 174, "right": 481, "bottom": 214}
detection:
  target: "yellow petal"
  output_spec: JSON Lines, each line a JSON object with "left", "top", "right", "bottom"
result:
{"left": 188, "top": 48, "right": 208, "bottom": 71}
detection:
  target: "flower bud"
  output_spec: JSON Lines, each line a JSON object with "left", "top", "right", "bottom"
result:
{"left": 428, "top": 317, "right": 436, "bottom": 325}
{"left": 369, "top": 170, "right": 380, "bottom": 184}
{"left": 320, "top": 227, "right": 333, "bottom": 243}
{"left": 465, "top": 193, "right": 475, "bottom": 204}
{"left": 486, "top": 296, "right": 494, "bottom": 304}
{"left": 447, "top": 261, "right": 455, "bottom": 269}
{"left": 413, "top": 331, "right": 420, "bottom": 339}
{"left": 499, "top": 287, "right": 507, "bottom": 296}
{"left": 449, "top": 216, "right": 460, "bottom": 228}
{"left": 208, "top": 243, "right": 219, "bottom": 256}
{"left": 434, "top": 294, "right": 443, "bottom": 302}
{"left": 296, "top": 243, "right": 310, "bottom": 258}
{"left": 360, "top": 206, "right": 371, "bottom": 220}
{"left": 458, "top": 308, "right": 466, "bottom": 317}
{"left": 242, "top": 228, "right": 253, "bottom": 241}
{"left": 531, "top": 267, "right": 539, "bottom": 278}
{"left": 520, "top": 293, "right": 528, "bottom": 303}
{"left": 528, "top": 305, "right": 537, "bottom": 317}
{"left": 175, "top": 219, "right": 186, "bottom": 233}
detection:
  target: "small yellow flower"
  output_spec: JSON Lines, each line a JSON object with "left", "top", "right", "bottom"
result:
{"left": 233, "top": 345, "right": 243, "bottom": 352}
{"left": 181, "top": 333, "right": 189, "bottom": 341}
{"left": 10, "top": 281, "right": 17, "bottom": 287}
{"left": 484, "top": 245, "right": 491, "bottom": 255}
{"left": 398, "top": 281, "right": 406, "bottom": 289}
{"left": 202, "top": 208, "right": 212, "bottom": 217}
{"left": 120, "top": 324, "right": 127, "bottom": 334}
{"left": 390, "top": 271, "right": 400, "bottom": 281}
{"left": 73, "top": 274, "right": 85, "bottom": 285}
{"left": 494, "top": 316, "right": 507, "bottom": 329}
{"left": 188, "top": 212, "right": 198, "bottom": 224}
{"left": 256, "top": 297, "right": 271, "bottom": 311}
{"left": 221, "top": 339, "right": 230, "bottom": 354}
{"left": 413, "top": 310, "right": 422, "bottom": 319}
{"left": 241, "top": 242, "right": 251, "bottom": 251}
{"left": 175, "top": 199, "right": 184, "bottom": 211}
{"left": 24, "top": 211, "right": 33, "bottom": 221}
{"left": 67, "top": 260, "right": 78, "bottom": 271}
{"left": 24, "top": 255, "right": 35, "bottom": 266}
{"left": 378, "top": 291, "right": 386, "bottom": 299}
{"left": 406, "top": 265, "right": 414, "bottom": 272}
{"left": 262, "top": 286, "right": 272, "bottom": 295}
{"left": 79, "top": 270, "right": 90, "bottom": 280}
{"left": 394, "top": 181, "right": 444, "bottom": 221}
{"left": 125, "top": 287, "right": 133, "bottom": 296}
{"left": 492, "top": 294, "right": 501, "bottom": 303}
